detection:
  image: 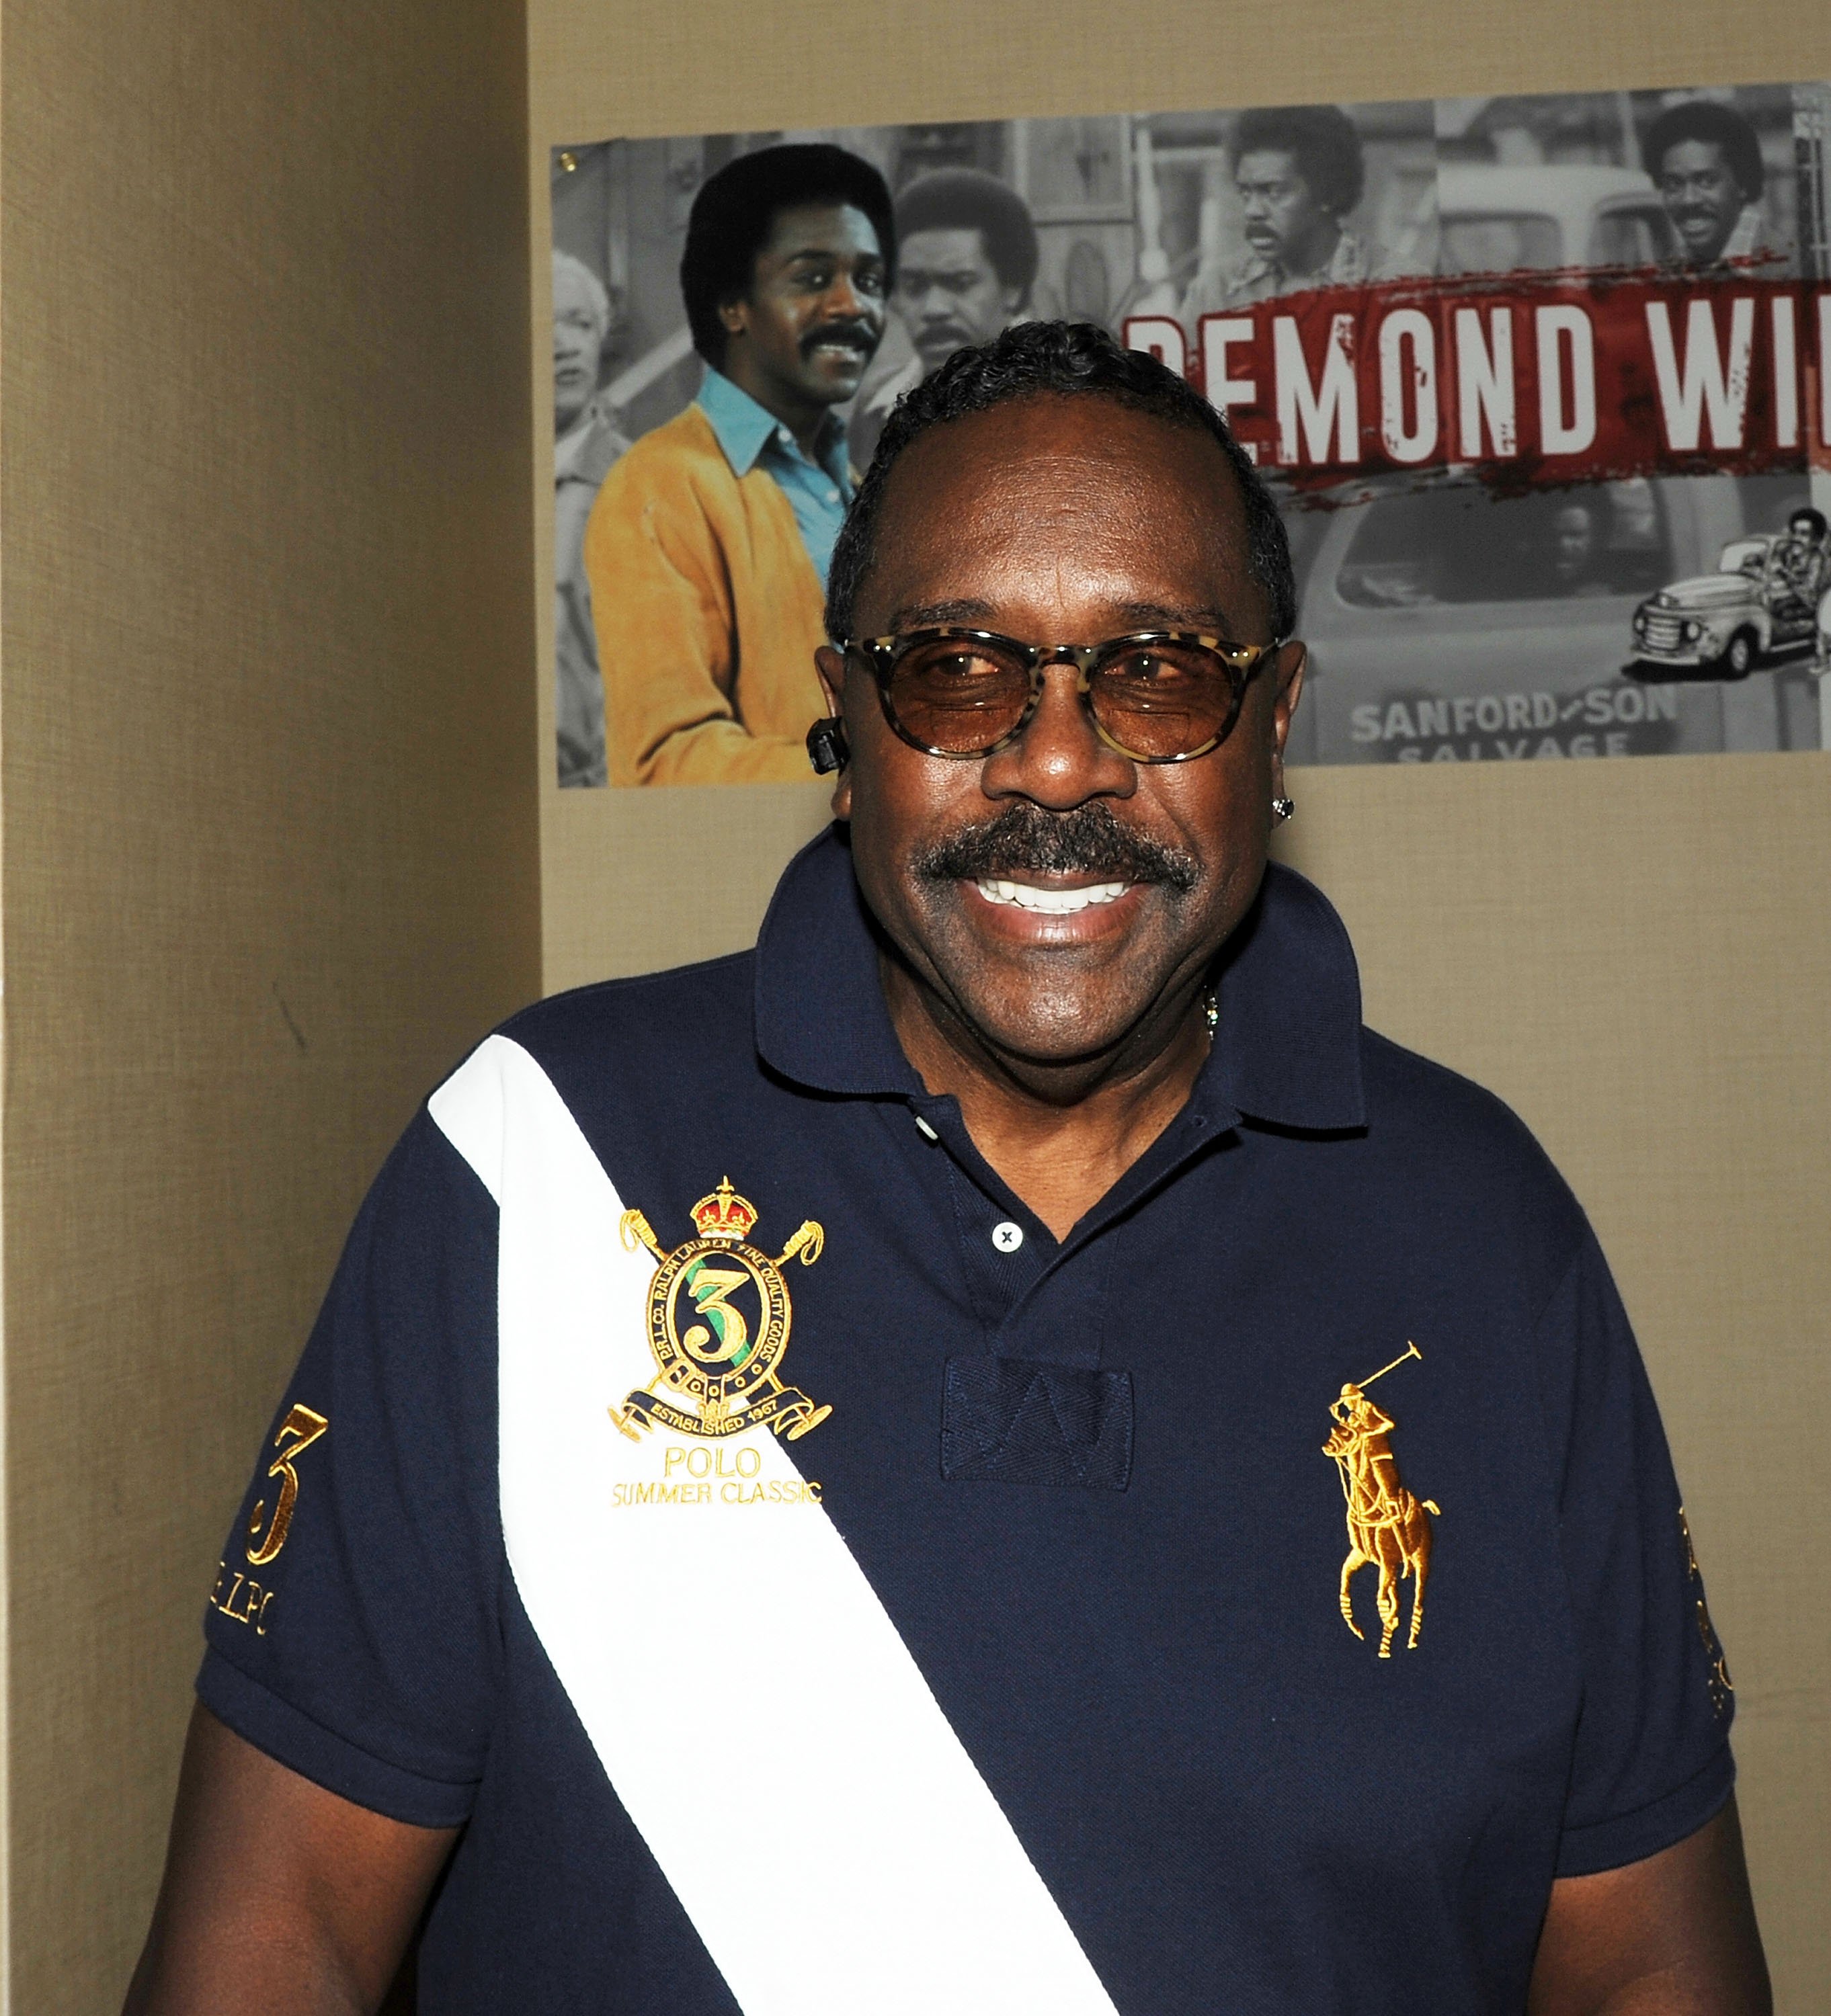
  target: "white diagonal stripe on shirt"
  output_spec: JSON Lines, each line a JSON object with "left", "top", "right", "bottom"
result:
{"left": 430, "top": 1033, "right": 1121, "bottom": 2016}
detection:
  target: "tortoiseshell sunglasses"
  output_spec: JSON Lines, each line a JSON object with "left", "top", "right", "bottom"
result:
{"left": 838, "top": 626, "right": 1280, "bottom": 762}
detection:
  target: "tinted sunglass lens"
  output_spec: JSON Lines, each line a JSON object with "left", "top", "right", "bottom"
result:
{"left": 887, "top": 640, "right": 1032, "bottom": 754}
{"left": 1090, "top": 644, "right": 1240, "bottom": 758}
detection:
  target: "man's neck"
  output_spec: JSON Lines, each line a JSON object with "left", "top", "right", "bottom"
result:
{"left": 881, "top": 958, "right": 1212, "bottom": 1243}
{"left": 719, "top": 353, "right": 827, "bottom": 458}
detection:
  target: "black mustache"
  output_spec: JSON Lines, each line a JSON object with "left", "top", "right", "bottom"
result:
{"left": 800, "top": 322, "right": 875, "bottom": 358}
{"left": 914, "top": 802, "right": 1198, "bottom": 890}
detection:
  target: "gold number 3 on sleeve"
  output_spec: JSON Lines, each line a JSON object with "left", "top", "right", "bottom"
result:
{"left": 245, "top": 1404, "right": 330, "bottom": 1566}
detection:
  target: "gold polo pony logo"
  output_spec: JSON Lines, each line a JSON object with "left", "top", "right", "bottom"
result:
{"left": 611, "top": 1179, "right": 831, "bottom": 1443}
{"left": 1322, "top": 1341, "right": 1440, "bottom": 1658}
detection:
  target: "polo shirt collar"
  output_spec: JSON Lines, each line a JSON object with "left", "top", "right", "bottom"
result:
{"left": 1205, "top": 857, "right": 1366, "bottom": 1130}
{"left": 698, "top": 366, "right": 846, "bottom": 483}
{"left": 698, "top": 368, "right": 778, "bottom": 478}
{"left": 755, "top": 827, "right": 920, "bottom": 1096}
{"left": 754, "top": 826, "right": 1365, "bottom": 1132}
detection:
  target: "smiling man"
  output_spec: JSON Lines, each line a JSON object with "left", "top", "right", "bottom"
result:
{"left": 584, "top": 143, "right": 893, "bottom": 784}
{"left": 127, "top": 323, "right": 1767, "bottom": 2016}
{"left": 1641, "top": 99, "right": 1783, "bottom": 274}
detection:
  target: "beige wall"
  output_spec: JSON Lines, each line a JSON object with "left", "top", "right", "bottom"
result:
{"left": 1, "top": 0, "right": 543, "bottom": 2007}
{"left": 531, "top": 1, "right": 1831, "bottom": 2009}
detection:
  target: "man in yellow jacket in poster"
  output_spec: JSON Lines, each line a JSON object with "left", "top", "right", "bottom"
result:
{"left": 585, "top": 144, "right": 894, "bottom": 786}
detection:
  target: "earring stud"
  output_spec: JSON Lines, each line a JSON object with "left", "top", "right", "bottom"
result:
{"left": 1272, "top": 796, "right": 1295, "bottom": 823}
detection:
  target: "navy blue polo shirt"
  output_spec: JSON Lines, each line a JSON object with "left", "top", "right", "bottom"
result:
{"left": 199, "top": 827, "right": 1733, "bottom": 2015}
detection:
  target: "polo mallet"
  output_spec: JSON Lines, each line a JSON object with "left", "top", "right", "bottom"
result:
{"left": 1353, "top": 1339, "right": 1422, "bottom": 1390}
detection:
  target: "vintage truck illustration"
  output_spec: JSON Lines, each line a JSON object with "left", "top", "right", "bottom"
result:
{"left": 1626, "top": 533, "right": 1822, "bottom": 679}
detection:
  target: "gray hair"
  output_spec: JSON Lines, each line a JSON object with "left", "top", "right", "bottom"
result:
{"left": 552, "top": 248, "right": 611, "bottom": 327}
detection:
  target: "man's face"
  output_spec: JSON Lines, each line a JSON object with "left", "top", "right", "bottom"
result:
{"left": 1656, "top": 140, "right": 1746, "bottom": 266}
{"left": 895, "top": 227, "right": 1020, "bottom": 376}
{"left": 1789, "top": 515, "right": 1825, "bottom": 550}
{"left": 553, "top": 268, "right": 607, "bottom": 435}
{"left": 821, "top": 396, "right": 1304, "bottom": 1081}
{"left": 1235, "top": 149, "right": 1334, "bottom": 271}
{"left": 720, "top": 202, "right": 887, "bottom": 414}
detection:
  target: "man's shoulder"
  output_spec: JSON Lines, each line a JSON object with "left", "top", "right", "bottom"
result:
{"left": 1352, "top": 1025, "right": 1586, "bottom": 1251}
{"left": 598, "top": 403, "right": 729, "bottom": 499}
{"left": 1205, "top": 254, "right": 1272, "bottom": 307}
{"left": 423, "top": 949, "right": 774, "bottom": 1212}
{"left": 571, "top": 411, "right": 632, "bottom": 488}
{"left": 1357, "top": 1024, "right": 1559, "bottom": 1167}
{"left": 493, "top": 948, "right": 758, "bottom": 1087}
{"left": 583, "top": 405, "right": 749, "bottom": 578}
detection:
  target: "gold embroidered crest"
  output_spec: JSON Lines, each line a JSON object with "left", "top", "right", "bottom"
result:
{"left": 1322, "top": 1341, "right": 1439, "bottom": 1658}
{"left": 610, "top": 1179, "right": 832, "bottom": 1443}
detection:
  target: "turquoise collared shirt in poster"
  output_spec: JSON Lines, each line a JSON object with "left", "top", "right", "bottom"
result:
{"left": 696, "top": 368, "right": 853, "bottom": 587}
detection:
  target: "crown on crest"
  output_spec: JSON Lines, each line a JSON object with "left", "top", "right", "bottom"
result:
{"left": 692, "top": 1178, "right": 758, "bottom": 1243}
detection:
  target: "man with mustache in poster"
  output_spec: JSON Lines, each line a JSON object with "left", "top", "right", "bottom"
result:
{"left": 1181, "top": 103, "right": 1388, "bottom": 320}
{"left": 1642, "top": 97, "right": 1788, "bottom": 275}
{"left": 585, "top": 142, "right": 893, "bottom": 784}
{"left": 126, "top": 324, "right": 1768, "bottom": 2016}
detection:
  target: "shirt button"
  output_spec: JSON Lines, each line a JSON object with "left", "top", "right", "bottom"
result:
{"left": 991, "top": 1221, "right": 1024, "bottom": 1253}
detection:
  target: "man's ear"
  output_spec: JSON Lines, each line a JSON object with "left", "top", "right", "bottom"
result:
{"left": 814, "top": 644, "right": 846, "bottom": 717}
{"left": 811, "top": 645, "right": 853, "bottom": 815}
{"left": 1272, "top": 640, "right": 1307, "bottom": 757}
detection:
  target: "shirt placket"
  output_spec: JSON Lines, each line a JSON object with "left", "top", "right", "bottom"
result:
{"left": 907, "top": 1092, "right": 1238, "bottom": 1373}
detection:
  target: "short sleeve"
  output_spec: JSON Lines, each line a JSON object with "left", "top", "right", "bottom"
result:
{"left": 1533, "top": 1230, "right": 1735, "bottom": 1876}
{"left": 196, "top": 1110, "right": 501, "bottom": 1827}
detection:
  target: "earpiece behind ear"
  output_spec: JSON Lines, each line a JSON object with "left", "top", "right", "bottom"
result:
{"left": 806, "top": 717, "right": 850, "bottom": 775}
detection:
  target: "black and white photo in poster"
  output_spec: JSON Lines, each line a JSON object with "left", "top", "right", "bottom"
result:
{"left": 551, "top": 84, "right": 1831, "bottom": 786}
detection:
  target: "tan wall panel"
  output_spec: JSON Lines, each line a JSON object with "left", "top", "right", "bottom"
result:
{"left": 535, "top": 0, "right": 1831, "bottom": 142}
{"left": 532, "top": 0, "right": 1831, "bottom": 2007}
{"left": 546, "top": 785, "right": 828, "bottom": 990}
{"left": 2, "top": 0, "right": 542, "bottom": 2007}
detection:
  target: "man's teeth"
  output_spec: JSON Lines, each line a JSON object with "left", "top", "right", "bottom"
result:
{"left": 974, "top": 878, "right": 1132, "bottom": 914}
